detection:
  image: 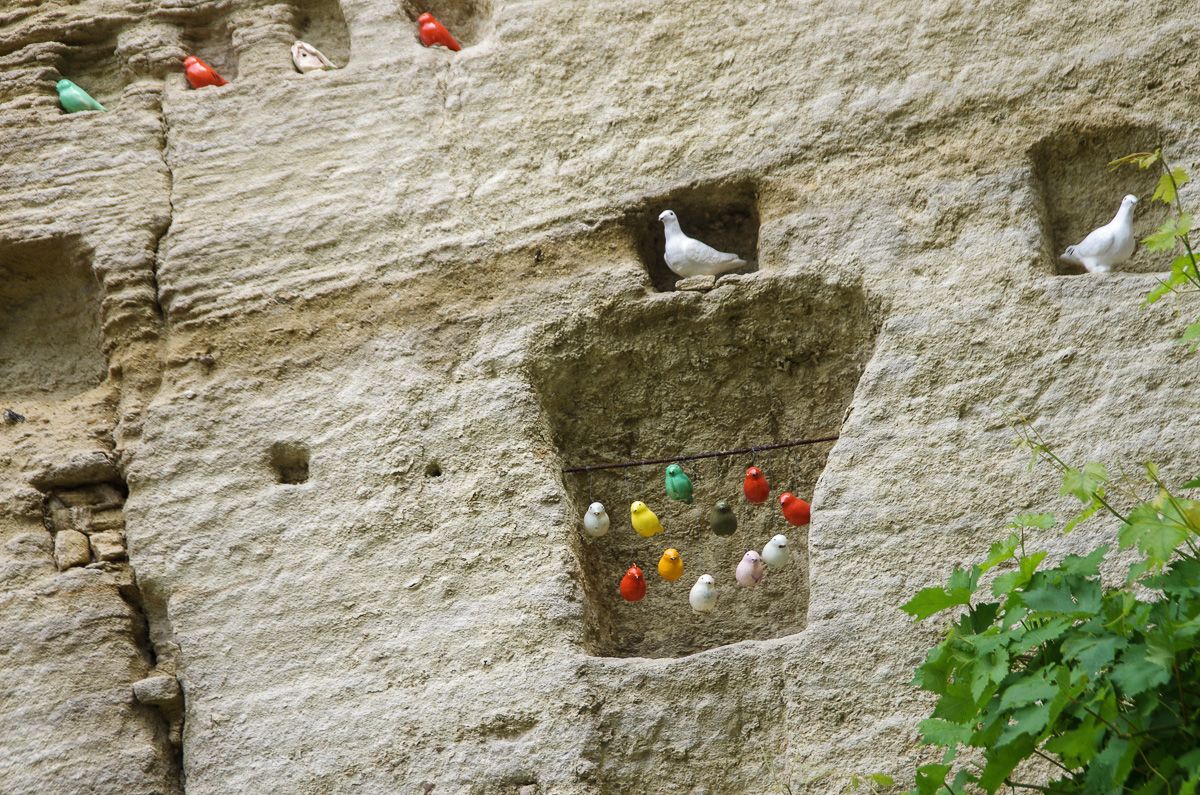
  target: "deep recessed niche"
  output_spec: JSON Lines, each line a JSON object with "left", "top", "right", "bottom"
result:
{"left": 400, "top": 0, "right": 493, "bottom": 49}
{"left": 623, "top": 179, "right": 759, "bottom": 292}
{"left": 183, "top": 15, "right": 239, "bottom": 82}
{"left": 270, "top": 442, "right": 310, "bottom": 484}
{"left": 1031, "top": 124, "right": 1170, "bottom": 275}
{"left": 424, "top": 460, "right": 443, "bottom": 478}
{"left": 293, "top": 0, "right": 351, "bottom": 67}
{"left": 57, "top": 37, "right": 130, "bottom": 109}
{"left": 0, "top": 236, "right": 106, "bottom": 399}
{"left": 529, "top": 278, "right": 879, "bottom": 658}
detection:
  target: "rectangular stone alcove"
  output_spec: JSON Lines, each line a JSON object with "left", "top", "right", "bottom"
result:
{"left": 622, "top": 178, "right": 759, "bottom": 292}
{"left": 1031, "top": 123, "right": 1175, "bottom": 275}
{"left": 57, "top": 36, "right": 130, "bottom": 109}
{"left": 529, "top": 277, "right": 879, "bottom": 658}
{"left": 400, "top": 0, "right": 493, "bottom": 48}
{"left": 293, "top": 0, "right": 351, "bottom": 67}
{"left": 184, "top": 13, "right": 239, "bottom": 82}
{"left": 0, "top": 235, "right": 106, "bottom": 399}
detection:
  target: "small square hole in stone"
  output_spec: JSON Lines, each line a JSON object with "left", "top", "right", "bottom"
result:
{"left": 270, "top": 442, "right": 310, "bottom": 484}
{"left": 400, "top": 0, "right": 494, "bottom": 49}
{"left": 183, "top": 14, "right": 239, "bottom": 82}
{"left": 294, "top": 0, "right": 351, "bottom": 66}
{"left": 57, "top": 36, "right": 129, "bottom": 109}
{"left": 624, "top": 179, "right": 759, "bottom": 292}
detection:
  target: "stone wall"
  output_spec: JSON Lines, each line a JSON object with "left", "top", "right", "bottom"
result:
{"left": 2, "top": 0, "right": 1199, "bottom": 792}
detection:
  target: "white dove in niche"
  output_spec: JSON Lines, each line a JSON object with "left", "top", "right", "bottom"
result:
{"left": 291, "top": 41, "right": 337, "bottom": 73}
{"left": 1059, "top": 194, "right": 1138, "bottom": 274}
{"left": 658, "top": 209, "right": 748, "bottom": 278}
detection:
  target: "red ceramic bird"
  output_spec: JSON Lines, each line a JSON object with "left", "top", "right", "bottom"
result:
{"left": 417, "top": 12, "right": 462, "bottom": 51}
{"left": 743, "top": 466, "right": 770, "bottom": 504}
{"left": 183, "top": 56, "right": 227, "bottom": 89}
{"left": 779, "top": 493, "right": 811, "bottom": 526}
{"left": 619, "top": 564, "right": 646, "bottom": 602}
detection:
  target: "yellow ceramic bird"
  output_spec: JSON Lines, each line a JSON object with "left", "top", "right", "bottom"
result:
{"left": 657, "top": 548, "right": 683, "bottom": 582}
{"left": 630, "top": 501, "right": 664, "bottom": 538}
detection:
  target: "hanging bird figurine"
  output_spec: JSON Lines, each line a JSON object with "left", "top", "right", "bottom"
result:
{"left": 664, "top": 463, "right": 694, "bottom": 504}
{"left": 630, "top": 501, "right": 664, "bottom": 538}
{"left": 743, "top": 466, "right": 770, "bottom": 504}
{"left": 657, "top": 548, "right": 684, "bottom": 582}
{"left": 418, "top": 12, "right": 462, "bottom": 51}
{"left": 708, "top": 500, "right": 738, "bottom": 536}
{"left": 582, "top": 501, "right": 609, "bottom": 539}
{"left": 183, "top": 55, "right": 228, "bottom": 89}
{"left": 620, "top": 564, "right": 646, "bottom": 602}
{"left": 779, "top": 493, "right": 811, "bottom": 526}
{"left": 762, "top": 534, "right": 790, "bottom": 568}
{"left": 735, "top": 550, "right": 765, "bottom": 588}
{"left": 689, "top": 574, "right": 718, "bottom": 613}
{"left": 55, "top": 79, "right": 105, "bottom": 113}
{"left": 291, "top": 41, "right": 337, "bottom": 73}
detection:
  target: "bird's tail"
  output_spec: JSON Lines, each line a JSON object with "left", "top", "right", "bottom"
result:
{"left": 1058, "top": 246, "right": 1081, "bottom": 265}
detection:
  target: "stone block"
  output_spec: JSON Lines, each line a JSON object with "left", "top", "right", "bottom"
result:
{"left": 89, "top": 531, "right": 126, "bottom": 562}
{"left": 53, "top": 530, "right": 90, "bottom": 570}
{"left": 132, "top": 675, "right": 181, "bottom": 708}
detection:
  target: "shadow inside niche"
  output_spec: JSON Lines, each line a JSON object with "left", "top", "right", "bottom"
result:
{"left": 183, "top": 14, "right": 239, "bottom": 82}
{"left": 57, "top": 36, "right": 128, "bottom": 108}
{"left": 623, "top": 178, "right": 759, "bottom": 292}
{"left": 0, "top": 235, "right": 106, "bottom": 399}
{"left": 1031, "top": 123, "right": 1172, "bottom": 275}
{"left": 528, "top": 277, "right": 879, "bottom": 658}
{"left": 399, "top": 0, "right": 494, "bottom": 48}
{"left": 294, "top": 0, "right": 351, "bottom": 66}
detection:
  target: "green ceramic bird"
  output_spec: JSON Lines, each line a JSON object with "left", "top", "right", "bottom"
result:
{"left": 708, "top": 500, "right": 737, "bottom": 537}
{"left": 664, "top": 463, "right": 693, "bottom": 504}
{"left": 56, "top": 79, "right": 106, "bottom": 113}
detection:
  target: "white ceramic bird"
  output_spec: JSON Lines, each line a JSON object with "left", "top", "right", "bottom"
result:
{"left": 689, "top": 574, "right": 718, "bottom": 613}
{"left": 735, "top": 550, "right": 765, "bottom": 588}
{"left": 658, "top": 210, "right": 748, "bottom": 278}
{"left": 582, "top": 502, "right": 609, "bottom": 539}
{"left": 762, "top": 534, "right": 790, "bottom": 568}
{"left": 291, "top": 41, "right": 337, "bottom": 73}
{"left": 1059, "top": 195, "right": 1138, "bottom": 274}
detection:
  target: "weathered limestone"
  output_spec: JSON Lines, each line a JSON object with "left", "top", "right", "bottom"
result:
{"left": 3, "top": 0, "right": 1200, "bottom": 793}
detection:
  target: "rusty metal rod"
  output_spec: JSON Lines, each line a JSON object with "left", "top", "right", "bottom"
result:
{"left": 561, "top": 435, "right": 840, "bottom": 474}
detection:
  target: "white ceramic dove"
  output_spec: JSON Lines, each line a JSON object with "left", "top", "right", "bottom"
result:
{"left": 658, "top": 209, "right": 747, "bottom": 278}
{"left": 1059, "top": 195, "right": 1137, "bottom": 274}
{"left": 291, "top": 41, "right": 337, "bottom": 73}
{"left": 689, "top": 574, "right": 718, "bottom": 613}
{"left": 762, "top": 534, "right": 790, "bottom": 568}
{"left": 582, "top": 501, "right": 609, "bottom": 539}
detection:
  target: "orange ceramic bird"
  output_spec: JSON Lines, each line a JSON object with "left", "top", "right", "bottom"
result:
{"left": 743, "top": 466, "right": 770, "bottom": 504}
{"left": 417, "top": 12, "right": 462, "bottom": 51}
{"left": 619, "top": 564, "right": 646, "bottom": 602}
{"left": 183, "top": 56, "right": 227, "bottom": 89}
{"left": 780, "top": 493, "right": 811, "bottom": 526}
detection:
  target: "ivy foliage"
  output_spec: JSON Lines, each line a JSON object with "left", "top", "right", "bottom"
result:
{"left": 902, "top": 154, "right": 1200, "bottom": 793}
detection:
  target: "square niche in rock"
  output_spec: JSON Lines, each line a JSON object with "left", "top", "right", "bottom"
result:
{"left": 57, "top": 36, "right": 130, "bottom": 109}
{"left": 184, "top": 14, "right": 239, "bottom": 82}
{"left": 293, "top": 0, "right": 351, "bottom": 67}
{"left": 0, "top": 235, "right": 106, "bottom": 399}
{"left": 1031, "top": 124, "right": 1174, "bottom": 275}
{"left": 624, "top": 179, "right": 759, "bottom": 292}
{"left": 529, "top": 277, "right": 879, "bottom": 658}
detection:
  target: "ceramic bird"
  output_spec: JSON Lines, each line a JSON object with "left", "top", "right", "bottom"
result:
{"left": 664, "top": 463, "right": 694, "bottom": 504}
{"left": 735, "top": 550, "right": 765, "bottom": 588}
{"left": 183, "top": 55, "right": 227, "bottom": 89}
{"left": 779, "top": 493, "right": 811, "bottom": 526}
{"left": 55, "top": 79, "right": 105, "bottom": 113}
{"left": 630, "top": 501, "right": 664, "bottom": 538}
{"left": 1059, "top": 195, "right": 1138, "bottom": 274}
{"left": 291, "top": 41, "right": 337, "bottom": 73}
{"left": 657, "top": 548, "right": 684, "bottom": 582}
{"left": 689, "top": 574, "right": 718, "bottom": 613}
{"left": 762, "top": 534, "right": 790, "bottom": 568}
{"left": 582, "top": 501, "right": 609, "bottom": 539}
{"left": 708, "top": 500, "right": 738, "bottom": 536}
{"left": 620, "top": 564, "right": 646, "bottom": 602}
{"left": 418, "top": 12, "right": 462, "bottom": 51}
{"left": 743, "top": 466, "right": 769, "bottom": 504}
{"left": 658, "top": 210, "right": 747, "bottom": 278}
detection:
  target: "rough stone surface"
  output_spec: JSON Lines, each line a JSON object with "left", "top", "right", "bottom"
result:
{"left": 133, "top": 675, "right": 182, "bottom": 707}
{"left": 3, "top": 0, "right": 1200, "bottom": 793}
{"left": 90, "top": 530, "right": 127, "bottom": 561}
{"left": 52, "top": 529, "right": 91, "bottom": 570}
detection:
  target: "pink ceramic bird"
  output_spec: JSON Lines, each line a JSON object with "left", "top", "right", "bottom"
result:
{"left": 735, "top": 550, "right": 765, "bottom": 588}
